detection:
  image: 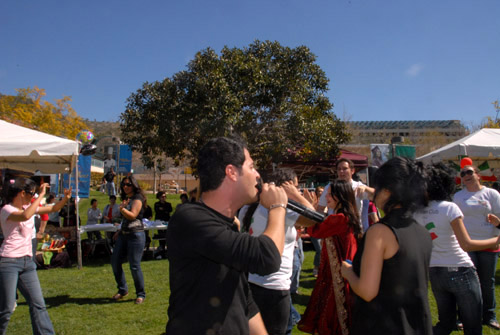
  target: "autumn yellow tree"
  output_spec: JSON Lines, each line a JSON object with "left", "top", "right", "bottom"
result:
{"left": 0, "top": 86, "right": 89, "bottom": 139}
{"left": 480, "top": 100, "right": 500, "bottom": 128}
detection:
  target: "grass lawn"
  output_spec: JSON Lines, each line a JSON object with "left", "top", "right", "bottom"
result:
{"left": 7, "top": 249, "right": 500, "bottom": 334}
{"left": 5, "top": 191, "right": 500, "bottom": 334}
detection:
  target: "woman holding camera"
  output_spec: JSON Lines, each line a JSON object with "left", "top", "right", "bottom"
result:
{"left": 0, "top": 178, "right": 71, "bottom": 334}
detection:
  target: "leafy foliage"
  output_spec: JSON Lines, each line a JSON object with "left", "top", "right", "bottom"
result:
{"left": 121, "top": 40, "right": 349, "bottom": 170}
{"left": 482, "top": 116, "right": 500, "bottom": 128}
{"left": 0, "top": 87, "right": 88, "bottom": 139}
{"left": 480, "top": 100, "right": 500, "bottom": 128}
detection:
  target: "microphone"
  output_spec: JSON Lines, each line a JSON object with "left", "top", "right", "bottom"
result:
{"left": 255, "top": 179, "right": 325, "bottom": 223}
{"left": 287, "top": 199, "right": 325, "bottom": 223}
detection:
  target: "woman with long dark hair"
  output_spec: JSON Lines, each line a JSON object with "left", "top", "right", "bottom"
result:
{"left": 342, "top": 157, "right": 433, "bottom": 335}
{"left": 111, "top": 175, "right": 146, "bottom": 304}
{"left": 414, "top": 163, "right": 500, "bottom": 334}
{"left": 0, "top": 178, "right": 71, "bottom": 334}
{"left": 298, "top": 179, "right": 360, "bottom": 335}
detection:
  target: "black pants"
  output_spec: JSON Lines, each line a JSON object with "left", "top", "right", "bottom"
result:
{"left": 249, "top": 283, "right": 290, "bottom": 335}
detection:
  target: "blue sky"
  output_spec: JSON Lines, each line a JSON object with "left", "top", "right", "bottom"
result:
{"left": 1, "top": 0, "right": 499, "bottom": 127}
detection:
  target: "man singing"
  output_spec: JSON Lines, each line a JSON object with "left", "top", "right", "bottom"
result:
{"left": 166, "top": 137, "right": 288, "bottom": 335}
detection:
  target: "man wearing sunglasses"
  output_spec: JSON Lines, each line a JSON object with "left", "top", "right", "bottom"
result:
{"left": 454, "top": 165, "right": 500, "bottom": 330}
{"left": 166, "top": 137, "right": 288, "bottom": 335}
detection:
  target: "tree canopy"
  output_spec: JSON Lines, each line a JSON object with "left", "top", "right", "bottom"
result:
{"left": 0, "top": 87, "right": 88, "bottom": 139}
{"left": 121, "top": 40, "right": 350, "bottom": 170}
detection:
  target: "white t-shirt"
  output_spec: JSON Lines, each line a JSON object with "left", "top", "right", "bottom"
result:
{"left": 0, "top": 204, "right": 36, "bottom": 258}
{"left": 319, "top": 180, "right": 368, "bottom": 230}
{"left": 414, "top": 201, "right": 473, "bottom": 267}
{"left": 238, "top": 204, "right": 298, "bottom": 290}
{"left": 453, "top": 187, "right": 500, "bottom": 241}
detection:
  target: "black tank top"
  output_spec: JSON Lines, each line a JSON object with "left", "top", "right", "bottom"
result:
{"left": 351, "top": 208, "right": 433, "bottom": 335}
{"left": 121, "top": 193, "right": 145, "bottom": 232}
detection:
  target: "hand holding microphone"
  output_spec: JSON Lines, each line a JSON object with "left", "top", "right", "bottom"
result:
{"left": 259, "top": 181, "right": 288, "bottom": 211}
{"left": 256, "top": 179, "right": 325, "bottom": 222}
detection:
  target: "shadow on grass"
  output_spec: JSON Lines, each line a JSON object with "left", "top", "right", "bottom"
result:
{"left": 292, "top": 293, "right": 311, "bottom": 308}
{"left": 18, "top": 295, "right": 130, "bottom": 308}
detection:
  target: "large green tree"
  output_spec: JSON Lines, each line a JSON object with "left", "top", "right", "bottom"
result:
{"left": 121, "top": 40, "right": 350, "bottom": 170}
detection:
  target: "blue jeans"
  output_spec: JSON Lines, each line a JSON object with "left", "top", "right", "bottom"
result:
{"left": 430, "top": 266, "right": 482, "bottom": 335}
{"left": 290, "top": 238, "right": 303, "bottom": 294}
{"left": 310, "top": 237, "right": 321, "bottom": 268}
{"left": 468, "top": 250, "right": 499, "bottom": 324}
{"left": 0, "top": 256, "right": 55, "bottom": 335}
{"left": 106, "top": 182, "right": 116, "bottom": 196}
{"left": 111, "top": 232, "right": 146, "bottom": 298}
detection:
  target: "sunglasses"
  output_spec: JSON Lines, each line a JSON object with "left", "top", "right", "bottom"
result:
{"left": 460, "top": 170, "right": 474, "bottom": 178}
{"left": 25, "top": 190, "right": 35, "bottom": 197}
{"left": 122, "top": 182, "right": 133, "bottom": 187}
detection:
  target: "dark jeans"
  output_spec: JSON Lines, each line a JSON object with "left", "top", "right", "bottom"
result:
{"left": 310, "top": 237, "right": 321, "bottom": 268}
{"left": 0, "top": 256, "right": 55, "bottom": 335}
{"left": 286, "top": 296, "right": 301, "bottom": 335}
{"left": 111, "top": 231, "right": 146, "bottom": 298}
{"left": 430, "top": 266, "right": 482, "bottom": 335}
{"left": 250, "top": 283, "right": 290, "bottom": 335}
{"left": 468, "top": 250, "right": 499, "bottom": 324}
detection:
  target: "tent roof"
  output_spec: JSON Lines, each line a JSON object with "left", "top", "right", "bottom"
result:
{"left": 279, "top": 149, "right": 368, "bottom": 181}
{"left": 281, "top": 149, "right": 368, "bottom": 169}
{"left": 0, "top": 120, "right": 79, "bottom": 173}
{"left": 417, "top": 128, "right": 500, "bottom": 164}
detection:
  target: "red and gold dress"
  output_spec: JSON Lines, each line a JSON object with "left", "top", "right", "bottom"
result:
{"left": 297, "top": 214, "right": 358, "bottom": 335}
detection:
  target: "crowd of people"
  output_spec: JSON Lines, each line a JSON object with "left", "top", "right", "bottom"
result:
{"left": 1, "top": 135, "right": 499, "bottom": 335}
{"left": 165, "top": 136, "right": 500, "bottom": 335}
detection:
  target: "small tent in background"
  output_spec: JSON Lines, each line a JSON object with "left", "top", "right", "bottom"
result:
{"left": 0, "top": 120, "right": 78, "bottom": 173}
{"left": 417, "top": 128, "right": 500, "bottom": 168}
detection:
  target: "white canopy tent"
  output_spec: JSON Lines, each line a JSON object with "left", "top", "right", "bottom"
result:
{"left": 0, "top": 120, "right": 79, "bottom": 173}
{"left": 0, "top": 120, "right": 85, "bottom": 268}
{"left": 417, "top": 128, "right": 500, "bottom": 168}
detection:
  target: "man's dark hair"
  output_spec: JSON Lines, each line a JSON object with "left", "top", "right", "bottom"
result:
{"left": 336, "top": 157, "right": 354, "bottom": 170}
{"left": 109, "top": 195, "right": 117, "bottom": 201}
{"left": 90, "top": 198, "right": 97, "bottom": 205}
{"left": 268, "top": 168, "right": 297, "bottom": 187}
{"left": 198, "top": 137, "right": 247, "bottom": 193}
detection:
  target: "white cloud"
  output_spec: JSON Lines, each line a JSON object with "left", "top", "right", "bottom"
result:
{"left": 405, "top": 63, "right": 424, "bottom": 77}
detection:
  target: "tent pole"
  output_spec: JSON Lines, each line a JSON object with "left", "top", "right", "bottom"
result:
{"left": 75, "top": 159, "right": 82, "bottom": 269}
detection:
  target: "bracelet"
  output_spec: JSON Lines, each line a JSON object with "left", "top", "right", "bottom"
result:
{"left": 269, "top": 203, "right": 286, "bottom": 211}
